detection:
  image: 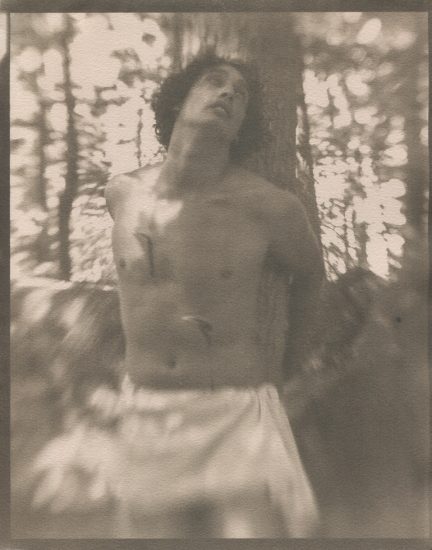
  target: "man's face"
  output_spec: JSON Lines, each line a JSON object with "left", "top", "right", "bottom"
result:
{"left": 178, "top": 64, "right": 249, "bottom": 143}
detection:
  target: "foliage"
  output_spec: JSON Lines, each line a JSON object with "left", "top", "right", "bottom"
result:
{"left": 11, "top": 13, "right": 167, "bottom": 283}
{"left": 11, "top": 266, "right": 429, "bottom": 536}
{"left": 10, "top": 12, "right": 429, "bottom": 538}
{"left": 11, "top": 13, "right": 428, "bottom": 284}
{"left": 296, "top": 12, "right": 428, "bottom": 280}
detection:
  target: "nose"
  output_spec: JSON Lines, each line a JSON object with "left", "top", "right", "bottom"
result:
{"left": 219, "top": 84, "right": 234, "bottom": 100}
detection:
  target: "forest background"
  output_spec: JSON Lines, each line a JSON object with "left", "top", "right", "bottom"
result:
{"left": 10, "top": 12, "right": 429, "bottom": 538}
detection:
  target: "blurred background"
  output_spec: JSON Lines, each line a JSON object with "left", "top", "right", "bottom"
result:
{"left": 10, "top": 12, "right": 429, "bottom": 538}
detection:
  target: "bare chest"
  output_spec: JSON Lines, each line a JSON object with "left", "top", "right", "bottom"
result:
{"left": 112, "top": 189, "right": 267, "bottom": 285}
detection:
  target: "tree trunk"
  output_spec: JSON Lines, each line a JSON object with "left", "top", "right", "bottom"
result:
{"left": 165, "top": 13, "right": 322, "bottom": 376}
{"left": 58, "top": 14, "right": 79, "bottom": 281}
{"left": 398, "top": 22, "right": 428, "bottom": 290}
{"left": 352, "top": 213, "right": 369, "bottom": 270}
{"left": 296, "top": 59, "right": 322, "bottom": 241}
{"left": 34, "top": 97, "right": 50, "bottom": 264}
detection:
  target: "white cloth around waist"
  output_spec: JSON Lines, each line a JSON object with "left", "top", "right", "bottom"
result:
{"left": 108, "top": 375, "right": 319, "bottom": 536}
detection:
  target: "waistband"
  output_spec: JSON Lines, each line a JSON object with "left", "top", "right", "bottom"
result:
{"left": 117, "top": 374, "right": 282, "bottom": 413}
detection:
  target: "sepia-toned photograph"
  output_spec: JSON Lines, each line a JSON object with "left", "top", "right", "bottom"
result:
{"left": 9, "top": 11, "right": 429, "bottom": 539}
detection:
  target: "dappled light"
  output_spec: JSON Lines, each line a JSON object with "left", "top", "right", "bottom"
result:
{"left": 10, "top": 11, "right": 428, "bottom": 538}
{"left": 11, "top": 12, "right": 166, "bottom": 283}
{"left": 299, "top": 12, "right": 427, "bottom": 279}
{"left": 11, "top": 12, "right": 426, "bottom": 282}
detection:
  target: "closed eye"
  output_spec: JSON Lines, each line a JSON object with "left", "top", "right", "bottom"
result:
{"left": 201, "top": 69, "right": 249, "bottom": 100}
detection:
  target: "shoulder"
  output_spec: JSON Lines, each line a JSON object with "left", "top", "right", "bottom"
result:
{"left": 270, "top": 188, "right": 309, "bottom": 232}
{"left": 105, "top": 163, "right": 162, "bottom": 218}
{"left": 105, "top": 163, "right": 162, "bottom": 196}
{"left": 232, "top": 167, "right": 304, "bottom": 222}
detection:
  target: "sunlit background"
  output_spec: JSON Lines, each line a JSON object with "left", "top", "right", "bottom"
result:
{"left": 10, "top": 12, "right": 429, "bottom": 539}
{"left": 10, "top": 12, "right": 428, "bottom": 283}
{"left": 298, "top": 13, "right": 428, "bottom": 281}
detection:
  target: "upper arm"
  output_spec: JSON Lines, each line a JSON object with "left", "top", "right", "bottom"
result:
{"left": 269, "top": 192, "right": 323, "bottom": 280}
{"left": 105, "top": 175, "right": 127, "bottom": 219}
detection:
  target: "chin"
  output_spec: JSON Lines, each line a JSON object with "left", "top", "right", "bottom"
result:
{"left": 193, "top": 117, "right": 233, "bottom": 140}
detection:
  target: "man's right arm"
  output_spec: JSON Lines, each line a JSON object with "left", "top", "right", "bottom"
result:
{"left": 105, "top": 175, "right": 125, "bottom": 219}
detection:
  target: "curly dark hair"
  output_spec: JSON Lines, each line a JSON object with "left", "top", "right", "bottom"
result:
{"left": 151, "top": 53, "right": 266, "bottom": 161}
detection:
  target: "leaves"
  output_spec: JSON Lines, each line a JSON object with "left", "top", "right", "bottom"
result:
{"left": 299, "top": 12, "right": 427, "bottom": 279}
{"left": 11, "top": 13, "right": 166, "bottom": 283}
{"left": 32, "top": 422, "right": 118, "bottom": 513}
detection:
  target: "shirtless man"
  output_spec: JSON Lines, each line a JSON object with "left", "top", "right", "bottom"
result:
{"left": 105, "top": 54, "right": 323, "bottom": 538}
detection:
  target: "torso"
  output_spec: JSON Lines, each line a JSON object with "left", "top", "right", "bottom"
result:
{"left": 110, "top": 163, "right": 289, "bottom": 389}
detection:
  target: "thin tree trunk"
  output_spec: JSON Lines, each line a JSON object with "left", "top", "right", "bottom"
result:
{"left": 296, "top": 51, "right": 323, "bottom": 242}
{"left": 401, "top": 39, "right": 427, "bottom": 237}
{"left": 352, "top": 212, "right": 369, "bottom": 270}
{"left": 168, "top": 13, "right": 183, "bottom": 72}
{"left": 341, "top": 198, "right": 352, "bottom": 269}
{"left": 58, "top": 15, "right": 79, "bottom": 281}
{"left": 136, "top": 108, "right": 143, "bottom": 168}
{"left": 36, "top": 100, "right": 48, "bottom": 210}
{"left": 34, "top": 98, "right": 49, "bottom": 264}
{"left": 399, "top": 34, "right": 428, "bottom": 291}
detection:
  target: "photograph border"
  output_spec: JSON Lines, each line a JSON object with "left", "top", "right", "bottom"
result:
{"left": 2, "top": 0, "right": 430, "bottom": 548}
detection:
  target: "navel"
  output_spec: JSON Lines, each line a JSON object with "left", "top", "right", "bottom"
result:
{"left": 220, "top": 268, "right": 233, "bottom": 279}
{"left": 119, "top": 258, "right": 126, "bottom": 269}
{"left": 167, "top": 357, "right": 177, "bottom": 369}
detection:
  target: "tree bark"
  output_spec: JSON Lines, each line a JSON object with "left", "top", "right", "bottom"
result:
{"left": 33, "top": 97, "right": 50, "bottom": 264}
{"left": 398, "top": 18, "right": 428, "bottom": 289}
{"left": 58, "top": 15, "right": 79, "bottom": 281}
{"left": 168, "top": 13, "right": 322, "bottom": 377}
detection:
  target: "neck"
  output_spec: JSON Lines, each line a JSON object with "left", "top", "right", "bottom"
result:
{"left": 162, "top": 123, "right": 233, "bottom": 191}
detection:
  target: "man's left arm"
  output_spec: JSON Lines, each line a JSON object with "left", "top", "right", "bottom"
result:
{"left": 270, "top": 193, "right": 325, "bottom": 374}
